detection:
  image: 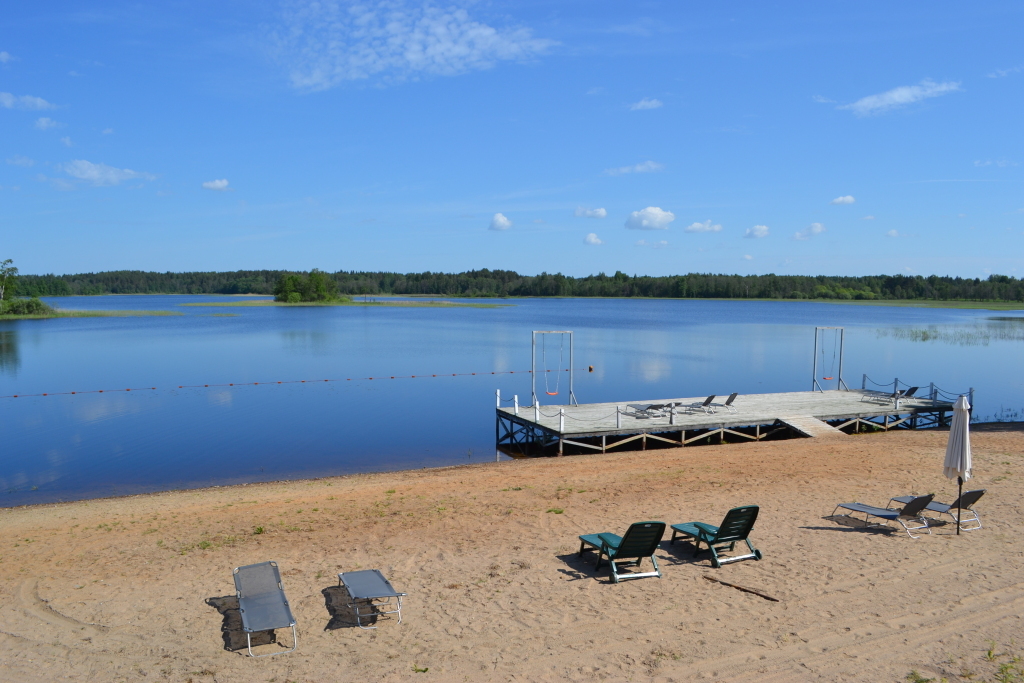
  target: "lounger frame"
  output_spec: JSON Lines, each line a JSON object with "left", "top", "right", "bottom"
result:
{"left": 338, "top": 569, "right": 407, "bottom": 630}
{"left": 578, "top": 522, "right": 666, "bottom": 583}
{"left": 670, "top": 506, "right": 762, "bottom": 568}
{"left": 888, "top": 489, "right": 985, "bottom": 531}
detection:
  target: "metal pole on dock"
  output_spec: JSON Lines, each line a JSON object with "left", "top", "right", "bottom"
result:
{"left": 496, "top": 389, "right": 500, "bottom": 408}
{"left": 534, "top": 402, "right": 539, "bottom": 422}
{"left": 531, "top": 332, "right": 537, "bottom": 408}
{"left": 559, "top": 408, "right": 564, "bottom": 433}
{"left": 669, "top": 403, "right": 675, "bottom": 425}
{"left": 615, "top": 407, "right": 621, "bottom": 429}
{"left": 513, "top": 395, "right": 519, "bottom": 416}
{"left": 930, "top": 382, "right": 935, "bottom": 403}
{"left": 838, "top": 329, "right": 848, "bottom": 390}
{"left": 862, "top": 374, "right": 867, "bottom": 391}
{"left": 812, "top": 328, "right": 819, "bottom": 391}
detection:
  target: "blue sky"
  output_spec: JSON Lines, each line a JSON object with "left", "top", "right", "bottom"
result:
{"left": 2, "top": 1, "right": 1022, "bottom": 277}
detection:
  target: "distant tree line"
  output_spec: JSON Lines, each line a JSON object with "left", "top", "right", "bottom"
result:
{"left": 13, "top": 268, "right": 1024, "bottom": 302}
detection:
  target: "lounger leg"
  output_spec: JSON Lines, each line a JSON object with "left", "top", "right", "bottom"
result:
{"left": 650, "top": 554, "right": 662, "bottom": 579}
{"left": 578, "top": 540, "right": 586, "bottom": 557}
{"left": 610, "top": 559, "right": 619, "bottom": 584}
{"left": 709, "top": 546, "right": 721, "bottom": 569}
{"left": 246, "top": 626, "right": 298, "bottom": 657}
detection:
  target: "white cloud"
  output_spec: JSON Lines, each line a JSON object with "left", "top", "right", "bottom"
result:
{"left": 202, "top": 179, "right": 231, "bottom": 191}
{"left": 886, "top": 229, "right": 900, "bottom": 238}
{"left": 862, "top": 215, "right": 876, "bottom": 220}
{"left": 34, "top": 117, "right": 62, "bottom": 130}
{"left": 5, "top": 155, "right": 34, "bottom": 167}
{"left": 635, "top": 239, "right": 668, "bottom": 248}
{"left": 61, "top": 159, "right": 155, "bottom": 186}
{"left": 586, "top": 86, "right": 604, "bottom": 95}
{"left": 0, "top": 52, "right": 13, "bottom": 64}
{"left": 532, "top": 218, "right": 545, "bottom": 224}
{"left": 274, "top": 1, "right": 556, "bottom": 90}
{"left": 684, "top": 219, "right": 722, "bottom": 233}
{"left": 987, "top": 65, "right": 1023, "bottom": 78}
{"left": 583, "top": 233, "right": 603, "bottom": 245}
{"left": 625, "top": 206, "right": 675, "bottom": 230}
{"left": 812, "top": 95, "right": 835, "bottom": 104}
{"left": 974, "top": 159, "right": 1016, "bottom": 167}
{"left": 839, "top": 79, "right": 961, "bottom": 116}
{"left": 743, "top": 254, "right": 753, "bottom": 260}
{"left": 0, "top": 92, "right": 55, "bottom": 110}
{"left": 629, "top": 97, "right": 663, "bottom": 110}
{"left": 60, "top": 136, "right": 73, "bottom": 147}
{"left": 604, "top": 160, "right": 664, "bottom": 176}
{"left": 489, "top": 212, "right": 512, "bottom": 230}
{"left": 102, "top": 128, "right": 114, "bottom": 135}
{"left": 830, "top": 195, "right": 855, "bottom": 204}
{"left": 574, "top": 206, "right": 607, "bottom": 218}
{"left": 744, "top": 224, "right": 769, "bottom": 238}
{"left": 794, "top": 222, "right": 826, "bottom": 240}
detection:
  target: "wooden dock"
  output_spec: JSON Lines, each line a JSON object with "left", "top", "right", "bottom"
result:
{"left": 496, "top": 389, "right": 956, "bottom": 456}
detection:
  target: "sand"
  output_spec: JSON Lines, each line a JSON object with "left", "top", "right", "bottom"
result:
{"left": 1, "top": 426, "right": 1022, "bottom": 682}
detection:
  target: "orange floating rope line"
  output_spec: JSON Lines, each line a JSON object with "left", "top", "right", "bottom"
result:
{"left": 0, "top": 367, "right": 591, "bottom": 399}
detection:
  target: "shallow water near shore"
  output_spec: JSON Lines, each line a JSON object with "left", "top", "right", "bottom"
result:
{"left": 1, "top": 295, "right": 1022, "bottom": 506}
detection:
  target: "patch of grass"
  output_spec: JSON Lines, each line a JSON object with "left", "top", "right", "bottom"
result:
{"left": 546, "top": 508, "right": 564, "bottom": 514}
{"left": 905, "top": 671, "right": 934, "bottom": 683}
{"left": 252, "top": 526, "right": 265, "bottom": 535}
{"left": 197, "top": 540, "right": 212, "bottom": 550}
{"left": 412, "top": 665, "right": 429, "bottom": 673}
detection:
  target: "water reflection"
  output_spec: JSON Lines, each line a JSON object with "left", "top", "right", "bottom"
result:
{"left": 877, "top": 320, "right": 1024, "bottom": 347}
{"left": 0, "top": 329, "right": 18, "bottom": 374}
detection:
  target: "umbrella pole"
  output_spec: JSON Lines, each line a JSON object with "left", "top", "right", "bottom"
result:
{"left": 957, "top": 476, "right": 963, "bottom": 536}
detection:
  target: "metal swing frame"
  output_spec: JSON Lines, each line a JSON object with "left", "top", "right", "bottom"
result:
{"left": 812, "top": 326, "right": 849, "bottom": 392}
{"left": 532, "top": 331, "right": 577, "bottom": 407}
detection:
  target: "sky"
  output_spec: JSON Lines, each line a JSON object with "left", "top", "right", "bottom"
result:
{"left": 1, "top": 1, "right": 1022, "bottom": 278}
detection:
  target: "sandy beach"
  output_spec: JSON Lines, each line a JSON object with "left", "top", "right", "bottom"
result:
{"left": 1, "top": 425, "right": 1022, "bottom": 682}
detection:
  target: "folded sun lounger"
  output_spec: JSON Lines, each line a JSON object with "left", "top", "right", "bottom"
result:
{"left": 671, "top": 505, "right": 762, "bottom": 568}
{"left": 832, "top": 494, "right": 934, "bottom": 538}
{"left": 338, "top": 569, "right": 407, "bottom": 629}
{"left": 888, "top": 489, "right": 986, "bottom": 531}
{"left": 233, "top": 561, "right": 297, "bottom": 657}
{"left": 578, "top": 521, "right": 666, "bottom": 583}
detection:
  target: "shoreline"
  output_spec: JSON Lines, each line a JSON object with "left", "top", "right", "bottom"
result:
{"left": 27, "top": 291, "right": 1024, "bottom": 311}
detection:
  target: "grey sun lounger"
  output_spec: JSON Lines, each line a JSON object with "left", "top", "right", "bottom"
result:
{"left": 626, "top": 403, "right": 669, "bottom": 418}
{"left": 714, "top": 392, "right": 738, "bottom": 413}
{"left": 233, "top": 561, "right": 297, "bottom": 657}
{"left": 671, "top": 505, "right": 762, "bottom": 568}
{"left": 578, "top": 521, "right": 666, "bottom": 583}
{"left": 338, "top": 569, "right": 407, "bottom": 629}
{"left": 888, "top": 489, "right": 986, "bottom": 531}
{"left": 832, "top": 494, "right": 934, "bottom": 538}
{"left": 690, "top": 395, "right": 716, "bottom": 414}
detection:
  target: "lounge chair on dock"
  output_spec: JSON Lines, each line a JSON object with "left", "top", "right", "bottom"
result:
{"left": 690, "top": 395, "right": 716, "bottom": 414}
{"left": 232, "top": 561, "right": 297, "bottom": 657}
{"left": 670, "top": 505, "right": 762, "bottom": 568}
{"left": 714, "top": 393, "right": 739, "bottom": 413}
{"left": 578, "top": 521, "right": 666, "bottom": 583}
{"left": 832, "top": 494, "right": 934, "bottom": 538}
{"left": 626, "top": 403, "right": 669, "bottom": 419}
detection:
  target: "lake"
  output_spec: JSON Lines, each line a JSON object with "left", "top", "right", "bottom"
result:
{"left": 2, "top": 295, "right": 1022, "bottom": 507}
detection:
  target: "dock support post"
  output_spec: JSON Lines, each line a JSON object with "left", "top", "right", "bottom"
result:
{"left": 930, "top": 382, "right": 936, "bottom": 403}
{"left": 884, "top": 414, "right": 889, "bottom": 430}
{"left": 601, "top": 435, "right": 606, "bottom": 453}
{"left": 496, "top": 389, "right": 500, "bottom": 408}
{"left": 642, "top": 433, "right": 646, "bottom": 450}
{"left": 558, "top": 437, "right": 563, "bottom": 456}
{"left": 534, "top": 403, "right": 539, "bottom": 422}
{"left": 615, "top": 407, "right": 621, "bottom": 429}
{"left": 719, "top": 428, "right": 724, "bottom": 444}
{"left": 513, "top": 395, "right": 519, "bottom": 416}
{"left": 559, "top": 408, "right": 564, "bottom": 433}
{"left": 756, "top": 424, "right": 760, "bottom": 440}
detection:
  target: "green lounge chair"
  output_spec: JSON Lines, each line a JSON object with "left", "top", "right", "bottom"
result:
{"left": 578, "top": 521, "right": 666, "bottom": 583}
{"left": 670, "top": 505, "right": 762, "bottom": 568}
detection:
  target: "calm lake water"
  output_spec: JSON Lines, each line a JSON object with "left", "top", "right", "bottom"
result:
{"left": 2, "top": 296, "right": 1022, "bottom": 507}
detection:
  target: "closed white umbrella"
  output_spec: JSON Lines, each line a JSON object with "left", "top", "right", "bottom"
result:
{"left": 943, "top": 395, "right": 972, "bottom": 535}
